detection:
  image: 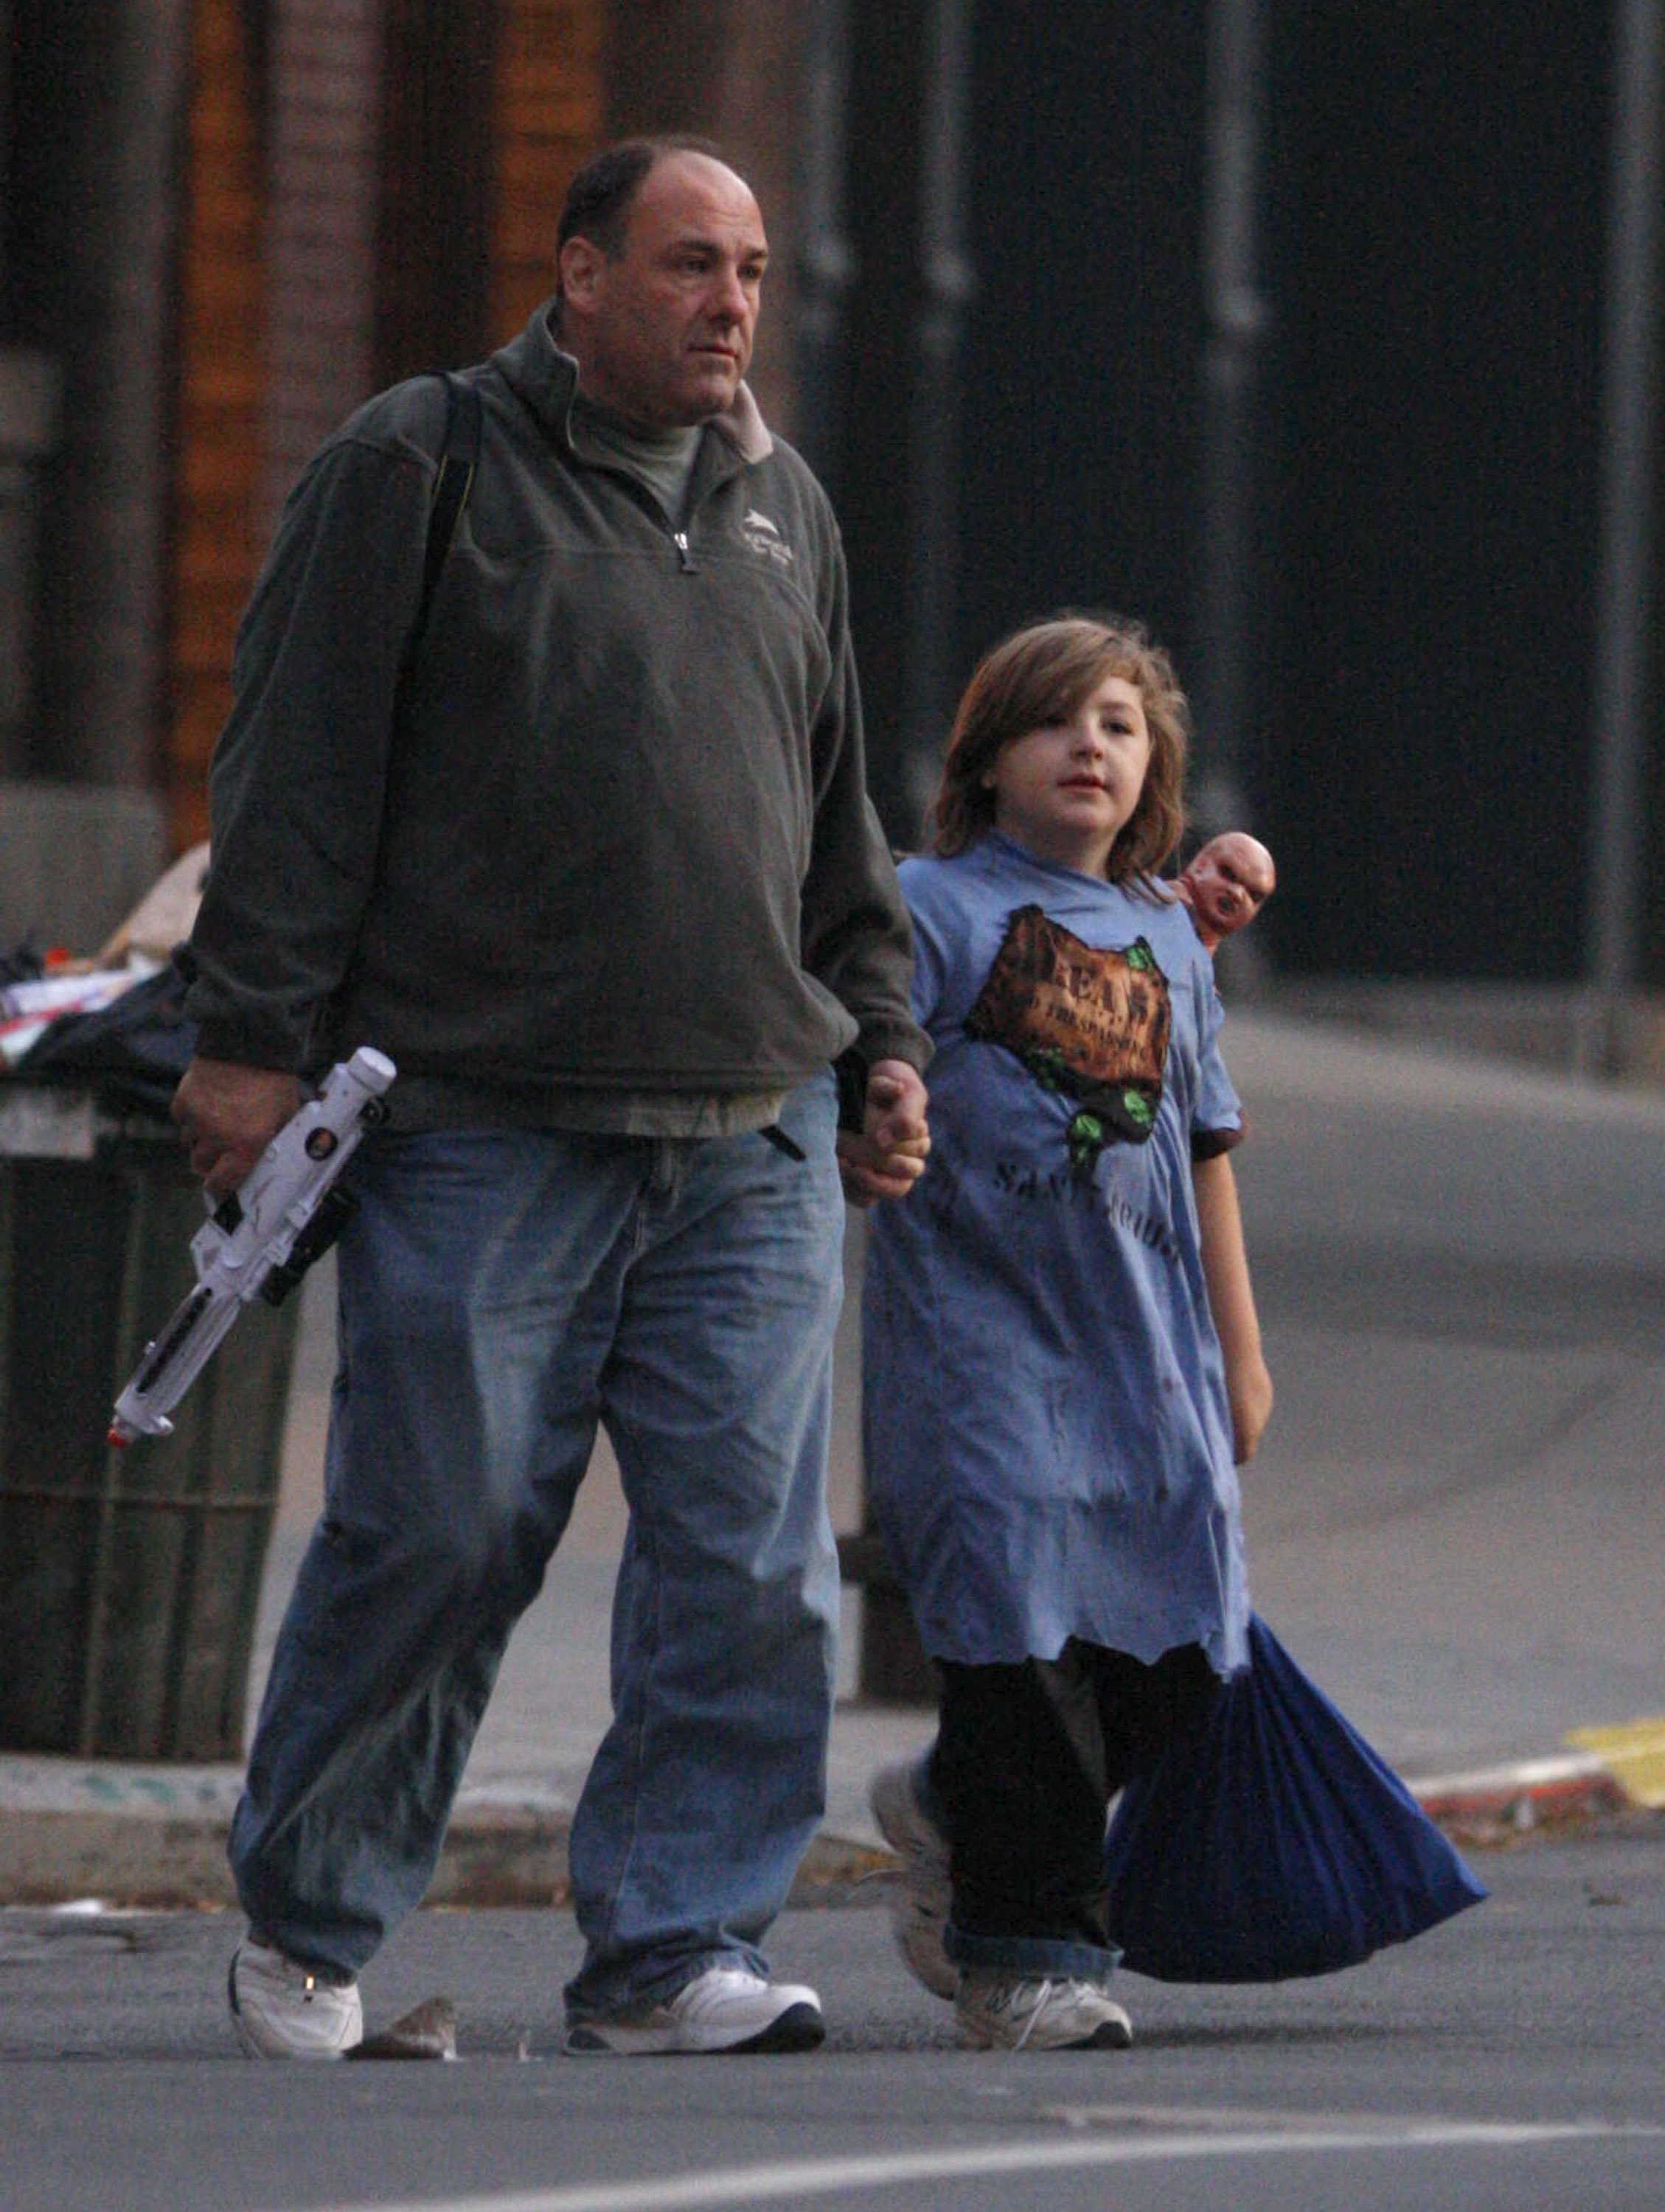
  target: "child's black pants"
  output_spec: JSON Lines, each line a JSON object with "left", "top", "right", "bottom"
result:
{"left": 931, "top": 1638, "right": 1216, "bottom": 1956}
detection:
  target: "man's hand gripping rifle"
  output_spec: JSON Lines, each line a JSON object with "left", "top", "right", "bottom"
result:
{"left": 108, "top": 1046, "right": 396, "bottom": 1447}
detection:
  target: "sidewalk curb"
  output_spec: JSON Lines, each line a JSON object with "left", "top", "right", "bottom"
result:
{"left": 1405, "top": 1753, "right": 1632, "bottom": 1844}
{"left": 0, "top": 1801, "right": 892, "bottom": 1912}
{"left": 0, "top": 1753, "right": 1638, "bottom": 1911}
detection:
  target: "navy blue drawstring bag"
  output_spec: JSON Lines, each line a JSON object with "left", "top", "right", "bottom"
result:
{"left": 1102, "top": 1615, "right": 1487, "bottom": 1981}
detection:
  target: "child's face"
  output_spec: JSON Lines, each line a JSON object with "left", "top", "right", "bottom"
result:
{"left": 983, "top": 673, "right": 1153, "bottom": 876}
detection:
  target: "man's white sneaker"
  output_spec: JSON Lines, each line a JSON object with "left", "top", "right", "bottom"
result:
{"left": 565, "top": 1964, "right": 825, "bottom": 2055}
{"left": 956, "top": 1973, "right": 1133, "bottom": 2052}
{"left": 229, "top": 1938, "right": 364, "bottom": 2059}
{"left": 869, "top": 1759, "right": 956, "bottom": 2000}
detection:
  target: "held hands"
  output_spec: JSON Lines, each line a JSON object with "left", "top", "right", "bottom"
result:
{"left": 837, "top": 1058, "right": 931, "bottom": 1207}
{"left": 172, "top": 1057, "right": 302, "bottom": 1203}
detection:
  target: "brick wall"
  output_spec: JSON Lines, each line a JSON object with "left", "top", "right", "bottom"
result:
{"left": 167, "top": 0, "right": 265, "bottom": 852}
{"left": 262, "top": 0, "right": 383, "bottom": 542}
{"left": 490, "top": 0, "right": 606, "bottom": 343}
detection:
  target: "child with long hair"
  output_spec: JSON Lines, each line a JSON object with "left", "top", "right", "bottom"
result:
{"left": 862, "top": 612, "right": 1273, "bottom": 2051}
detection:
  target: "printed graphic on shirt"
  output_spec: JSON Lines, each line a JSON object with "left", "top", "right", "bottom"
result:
{"left": 965, "top": 904, "right": 1170, "bottom": 1167}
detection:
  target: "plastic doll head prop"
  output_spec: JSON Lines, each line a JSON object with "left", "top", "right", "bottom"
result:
{"left": 1177, "top": 832, "right": 1276, "bottom": 951}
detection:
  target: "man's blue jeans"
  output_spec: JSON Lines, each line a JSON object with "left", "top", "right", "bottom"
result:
{"left": 229, "top": 1076, "right": 844, "bottom": 2017}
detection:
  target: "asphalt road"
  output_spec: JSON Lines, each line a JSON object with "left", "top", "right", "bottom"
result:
{"left": 1, "top": 1826, "right": 1661, "bottom": 2212}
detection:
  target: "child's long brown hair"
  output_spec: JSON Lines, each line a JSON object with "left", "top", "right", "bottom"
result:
{"left": 929, "top": 613, "right": 1189, "bottom": 884}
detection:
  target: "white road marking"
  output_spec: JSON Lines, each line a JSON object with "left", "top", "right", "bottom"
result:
{"left": 315, "top": 2117, "right": 1661, "bottom": 2212}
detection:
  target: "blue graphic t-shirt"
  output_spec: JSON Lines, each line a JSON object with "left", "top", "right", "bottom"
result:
{"left": 862, "top": 832, "right": 1251, "bottom": 1674}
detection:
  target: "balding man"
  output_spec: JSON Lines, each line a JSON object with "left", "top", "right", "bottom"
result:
{"left": 178, "top": 137, "right": 929, "bottom": 2060}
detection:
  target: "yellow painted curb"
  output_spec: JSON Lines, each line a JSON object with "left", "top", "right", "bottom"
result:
{"left": 1565, "top": 1717, "right": 1665, "bottom": 1809}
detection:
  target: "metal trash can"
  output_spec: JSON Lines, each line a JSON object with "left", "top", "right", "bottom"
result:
{"left": 0, "top": 1086, "right": 299, "bottom": 1758}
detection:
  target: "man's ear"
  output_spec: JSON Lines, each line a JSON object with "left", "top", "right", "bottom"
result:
{"left": 559, "top": 236, "right": 605, "bottom": 314}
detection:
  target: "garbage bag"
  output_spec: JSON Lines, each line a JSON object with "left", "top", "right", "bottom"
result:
{"left": 13, "top": 959, "right": 195, "bottom": 1118}
{"left": 0, "top": 939, "right": 45, "bottom": 987}
{"left": 1102, "top": 1614, "right": 1487, "bottom": 1981}
{"left": 1, "top": 968, "right": 140, "bottom": 1068}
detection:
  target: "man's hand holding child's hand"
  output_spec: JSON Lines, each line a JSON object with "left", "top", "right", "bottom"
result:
{"left": 838, "top": 1059, "right": 930, "bottom": 1206}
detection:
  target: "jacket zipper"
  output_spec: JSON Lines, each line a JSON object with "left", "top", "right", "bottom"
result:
{"left": 571, "top": 438, "right": 705, "bottom": 571}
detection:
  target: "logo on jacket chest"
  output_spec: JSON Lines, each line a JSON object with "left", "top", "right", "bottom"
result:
{"left": 739, "top": 508, "right": 796, "bottom": 569}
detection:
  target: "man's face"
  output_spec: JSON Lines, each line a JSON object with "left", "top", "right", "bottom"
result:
{"left": 1182, "top": 832, "right": 1276, "bottom": 946}
{"left": 558, "top": 153, "right": 768, "bottom": 431}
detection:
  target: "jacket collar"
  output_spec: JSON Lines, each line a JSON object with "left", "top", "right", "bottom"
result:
{"left": 493, "top": 301, "right": 774, "bottom": 465}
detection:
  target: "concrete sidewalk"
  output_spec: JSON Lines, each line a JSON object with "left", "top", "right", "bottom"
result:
{"left": 4, "top": 1006, "right": 1661, "bottom": 1907}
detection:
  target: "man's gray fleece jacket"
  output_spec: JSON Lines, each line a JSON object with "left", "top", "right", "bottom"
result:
{"left": 184, "top": 305, "right": 929, "bottom": 1127}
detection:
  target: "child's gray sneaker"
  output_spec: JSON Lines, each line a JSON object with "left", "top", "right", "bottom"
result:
{"left": 565, "top": 1964, "right": 825, "bottom": 2056}
{"left": 869, "top": 1758, "right": 956, "bottom": 2000}
{"left": 956, "top": 1973, "right": 1133, "bottom": 2051}
{"left": 228, "top": 1937, "right": 364, "bottom": 2059}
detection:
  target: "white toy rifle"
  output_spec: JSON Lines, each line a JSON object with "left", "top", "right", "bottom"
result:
{"left": 108, "top": 1046, "right": 396, "bottom": 1446}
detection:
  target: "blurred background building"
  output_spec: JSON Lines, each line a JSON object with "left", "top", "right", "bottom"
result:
{"left": 0, "top": 0, "right": 1659, "bottom": 1063}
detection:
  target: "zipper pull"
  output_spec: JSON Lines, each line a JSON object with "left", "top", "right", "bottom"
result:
{"left": 672, "top": 530, "right": 695, "bottom": 572}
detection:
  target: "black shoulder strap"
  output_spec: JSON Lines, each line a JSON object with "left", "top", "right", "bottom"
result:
{"left": 405, "top": 371, "right": 483, "bottom": 672}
